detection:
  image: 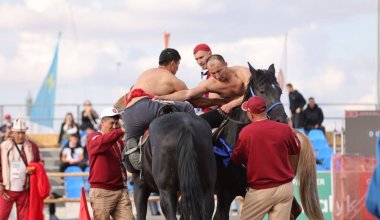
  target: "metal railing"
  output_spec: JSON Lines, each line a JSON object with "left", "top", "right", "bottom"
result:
{"left": 0, "top": 102, "right": 377, "bottom": 133}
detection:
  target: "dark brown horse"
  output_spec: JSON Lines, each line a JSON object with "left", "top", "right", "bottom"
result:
{"left": 212, "top": 63, "right": 323, "bottom": 220}
{"left": 115, "top": 96, "right": 222, "bottom": 220}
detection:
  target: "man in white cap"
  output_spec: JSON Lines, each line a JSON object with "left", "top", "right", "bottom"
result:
{"left": 87, "top": 107, "right": 135, "bottom": 220}
{"left": 0, "top": 118, "right": 41, "bottom": 220}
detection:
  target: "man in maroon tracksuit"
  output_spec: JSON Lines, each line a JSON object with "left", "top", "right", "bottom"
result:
{"left": 231, "top": 96, "right": 300, "bottom": 220}
{"left": 88, "top": 107, "right": 134, "bottom": 220}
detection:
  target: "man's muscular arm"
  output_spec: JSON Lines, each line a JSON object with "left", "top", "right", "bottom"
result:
{"left": 172, "top": 77, "right": 188, "bottom": 92}
{"left": 158, "top": 80, "right": 209, "bottom": 101}
{"left": 220, "top": 95, "right": 244, "bottom": 113}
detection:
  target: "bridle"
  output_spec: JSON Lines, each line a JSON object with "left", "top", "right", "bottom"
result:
{"left": 249, "top": 85, "right": 283, "bottom": 115}
{"left": 220, "top": 85, "right": 283, "bottom": 125}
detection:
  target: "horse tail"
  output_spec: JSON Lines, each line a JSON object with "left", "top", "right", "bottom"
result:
{"left": 296, "top": 131, "right": 324, "bottom": 220}
{"left": 177, "top": 127, "right": 204, "bottom": 220}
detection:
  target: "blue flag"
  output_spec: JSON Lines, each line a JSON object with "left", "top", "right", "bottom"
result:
{"left": 30, "top": 33, "right": 61, "bottom": 128}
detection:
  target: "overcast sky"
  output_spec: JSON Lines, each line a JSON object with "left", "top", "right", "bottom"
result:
{"left": 0, "top": 0, "right": 378, "bottom": 129}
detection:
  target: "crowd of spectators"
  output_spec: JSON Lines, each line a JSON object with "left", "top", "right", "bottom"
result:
{"left": 286, "top": 83, "right": 325, "bottom": 135}
{"left": 57, "top": 100, "right": 99, "bottom": 173}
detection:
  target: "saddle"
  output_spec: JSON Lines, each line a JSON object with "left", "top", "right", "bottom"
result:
{"left": 123, "top": 101, "right": 179, "bottom": 173}
{"left": 155, "top": 100, "right": 179, "bottom": 116}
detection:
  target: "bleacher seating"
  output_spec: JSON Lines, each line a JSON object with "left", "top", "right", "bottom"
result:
{"left": 308, "top": 129, "right": 333, "bottom": 171}
{"left": 28, "top": 134, "right": 60, "bottom": 148}
{"left": 296, "top": 128, "right": 306, "bottom": 134}
{"left": 308, "top": 129, "right": 325, "bottom": 141}
{"left": 64, "top": 166, "right": 84, "bottom": 198}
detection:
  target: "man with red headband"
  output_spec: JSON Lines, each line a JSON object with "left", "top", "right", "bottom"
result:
{"left": 123, "top": 48, "right": 195, "bottom": 171}
{"left": 194, "top": 43, "right": 212, "bottom": 79}
{"left": 193, "top": 43, "right": 220, "bottom": 113}
{"left": 231, "top": 96, "right": 300, "bottom": 220}
{"left": 157, "top": 54, "right": 251, "bottom": 128}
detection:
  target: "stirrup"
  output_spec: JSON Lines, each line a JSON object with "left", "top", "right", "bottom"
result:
{"left": 125, "top": 138, "right": 142, "bottom": 170}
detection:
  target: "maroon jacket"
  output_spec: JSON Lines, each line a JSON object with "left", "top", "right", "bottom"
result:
{"left": 87, "top": 129, "right": 125, "bottom": 190}
{"left": 231, "top": 120, "right": 300, "bottom": 190}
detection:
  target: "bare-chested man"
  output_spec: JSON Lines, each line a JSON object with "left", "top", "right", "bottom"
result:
{"left": 123, "top": 48, "right": 195, "bottom": 171}
{"left": 157, "top": 54, "right": 251, "bottom": 128}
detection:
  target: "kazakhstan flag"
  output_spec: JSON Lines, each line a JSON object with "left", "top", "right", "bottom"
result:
{"left": 30, "top": 33, "right": 61, "bottom": 128}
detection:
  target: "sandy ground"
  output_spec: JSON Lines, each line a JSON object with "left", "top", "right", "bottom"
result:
{"left": 8, "top": 202, "right": 241, "bottom": 220}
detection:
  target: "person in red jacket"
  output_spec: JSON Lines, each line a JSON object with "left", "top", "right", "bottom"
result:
{"left": 0, "top": 118, "right": 41, "bottom": 220}
{"left": 231, "top": 96, "right": 300, "bottom": 220}
{"left": 193, "top": 43, "right": 219, "bottom": 113}
{"left": 87, "top": 107, "right": 134, "bottom": 220}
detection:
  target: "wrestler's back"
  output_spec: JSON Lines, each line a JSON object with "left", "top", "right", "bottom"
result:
{"left": 127, "top": 68, "right": 177, "bottom": 107}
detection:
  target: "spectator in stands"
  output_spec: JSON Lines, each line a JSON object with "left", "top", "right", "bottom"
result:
{"left": 286, "top": 83, "right": 306, "bottom": 128}
{"left": 0, "top": 114, "right": 13, "bottom": 143}
{"left": 58, "top": 112, "right": 79, "bottom": 147}
{"left": 87, "top": 107, "right": 134, "bottom": 220}
{"left": 0, "top": 118, "right": 41, "bottom": 220}
{"left": 303, "top": 97, "right": 325, "bottom": 134}
{"left": 0, "top": 125, "right": 12, "bottom": 144}
{"left": 59, "top": 133, "right": 86, "bottom": 172}
{"left": 231, "top": 96, "right": 300, "bottom": 220}
{"left": 81, "top": 100, "right": 99, "bottom": 130}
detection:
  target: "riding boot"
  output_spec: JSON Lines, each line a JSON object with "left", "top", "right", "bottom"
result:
{"left": 124, "top": 138, "right": 142, "bottom": 172}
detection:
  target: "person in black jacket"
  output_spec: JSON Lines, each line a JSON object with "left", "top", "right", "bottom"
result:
{"left": 303, "top": 97, "right": 325, "bottom": 134}
{"left": 286, "top": 83, "right": 306, "bottom": 128}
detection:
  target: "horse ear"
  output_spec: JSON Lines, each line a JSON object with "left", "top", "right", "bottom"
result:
{"left": 248, "top": 62, "right": 258, "bottom": 79}
{"left": 268, "top": 64, "right": 275, "bottom": 74}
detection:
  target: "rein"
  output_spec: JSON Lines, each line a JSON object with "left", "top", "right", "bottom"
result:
{"left": 217, "top": 109, "right": 248, "bottom": 125}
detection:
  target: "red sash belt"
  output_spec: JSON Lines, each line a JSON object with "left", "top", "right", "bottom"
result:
{"left": 125, "top": 88, "right": 155, "bottom": 106}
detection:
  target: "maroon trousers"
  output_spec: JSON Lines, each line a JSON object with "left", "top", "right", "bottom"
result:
{"left": 0, "top": 190, "right": 29, "bottom": 220}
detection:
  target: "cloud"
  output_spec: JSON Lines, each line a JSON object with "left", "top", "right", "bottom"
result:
{"left": 0, "top": 0, "right": 377, "bottom": 115}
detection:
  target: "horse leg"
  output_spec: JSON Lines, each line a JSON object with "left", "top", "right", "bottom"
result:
{"left": 213, "top": 189, "right": 236, "bottom": 220}
{"left": 203, "top": 189, "right": 215, "bottom": 220}
{"left": 290, "top": 197, "right": 302, "bottom": 220}
{"left": 158, "top": 190, "right": 177, "bottom": 220}
{"left": 133, "top": 177, "right": 151, "bottom": 220}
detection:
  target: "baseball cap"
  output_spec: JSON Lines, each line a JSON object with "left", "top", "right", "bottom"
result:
{"left": 100, "top": 107, "right": 120, "bottom": 119}
{"left": 241, "top": 96, "right": 267, "bottom": 114}
{"left": 193, "top": 43, "right": 211, "bottom": 54}
{"left": 12, "top": 118, "right": 28, "bottom": 132}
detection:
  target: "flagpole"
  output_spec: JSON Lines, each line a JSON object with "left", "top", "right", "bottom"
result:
{"left": 284, "top": 32, "right": 288, "bottom": 80}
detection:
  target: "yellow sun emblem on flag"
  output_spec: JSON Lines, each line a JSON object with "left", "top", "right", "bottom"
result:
{"left": 46, "top": 75, "right": 55, "bottom": 90}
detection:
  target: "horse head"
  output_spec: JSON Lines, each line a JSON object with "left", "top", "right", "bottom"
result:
{"left": 246, "top": 62, "right": 288, "bottom": 123}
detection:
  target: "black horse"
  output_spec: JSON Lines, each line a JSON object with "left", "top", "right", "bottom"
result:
{"left": 127, "top": 112, "right": 216, "bottom": 220}
{"left": 213, "top": 63, "right": 323, "bottom": 220}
